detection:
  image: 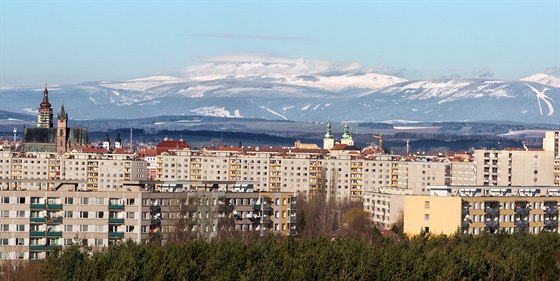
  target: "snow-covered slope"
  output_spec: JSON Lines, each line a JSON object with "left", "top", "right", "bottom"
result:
{"left": 521, "top": 73, "right": 560, "bottom": 88}
{"left": 1, "top": 70, "right": 558, "bottom": 123}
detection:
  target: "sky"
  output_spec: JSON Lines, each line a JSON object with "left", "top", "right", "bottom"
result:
{"left": 0, "top": 0, "right": 559, "bottom": 87}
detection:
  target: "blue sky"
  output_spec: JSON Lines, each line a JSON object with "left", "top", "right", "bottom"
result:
{"left": 0, "top": 0, "right": 558, "bottom": 86}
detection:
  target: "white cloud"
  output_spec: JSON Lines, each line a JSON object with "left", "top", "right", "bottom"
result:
{"left": 183, "top": 54, "right": 407, "bottom": 91}
{"left": 185, "top": 54, "right": 407, "bottom": 81}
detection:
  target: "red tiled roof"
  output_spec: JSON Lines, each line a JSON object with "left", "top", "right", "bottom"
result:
{"left": 156, "top": 139, "right": 190, "bottom": 154}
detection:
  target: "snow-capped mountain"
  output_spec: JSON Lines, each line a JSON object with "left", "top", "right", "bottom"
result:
{"left": 1, "top": 68, "right": 558, "bottom": 123}
{"left": 521, "top": 73, "right": 560, "bottom": 88}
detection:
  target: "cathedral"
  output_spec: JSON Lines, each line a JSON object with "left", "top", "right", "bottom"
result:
{"left": 23, "top": 86, "right": 89, "bottom": 153}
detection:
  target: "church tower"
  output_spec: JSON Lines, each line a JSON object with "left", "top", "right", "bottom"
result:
{"left": 37, "top": 86, "right": 53, "bottom": 128}
{"left": 340, "top": 122, "right": 354, "bottom": 146}
{"left": 103, "top": 133, "right": 111, "bottom": 151}
{"left": 56, "top": 105, "right": 68, "bottom": 154}
{"left": 114, "top": 132, "right": 122, "bottom": 149}
{"left": 323, "top": 121, "right": 335, "bottom": 149}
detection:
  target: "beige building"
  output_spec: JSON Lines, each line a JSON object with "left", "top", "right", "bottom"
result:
{"left": 473, "top": 149, "right": 555, "bottom": 186}
{"left": 404, "top": 186, "right": 560, "bottom": 236}
{"left": 0, "top": 186, "right": 296, "bottom": 262}
{"left": 363, "top": 187, "right": 410, "bottom": 229}
{"left": 0, "top": 150, "right": 147, "bottom": 191}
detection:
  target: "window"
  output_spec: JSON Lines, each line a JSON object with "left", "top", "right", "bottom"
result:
{"left": 80, "top": 198, "right": 89, "bottom": 205}
{"left": 424, "top": 201, "right": 430, "bottom": 209}
{"left": 65, "top": 211, "right": 73, "bottom": 218}
{"left": 1, "top": 197, "right": 9, "bottom": 204}
{"left": 16, "top": 238, "right": 24, "bottom": 245}
{"left": 0, "top": 210, "right": 9, "bottom": 218}
{"left": 80, "top": 225, "right": 89, "bottom": 232}
{"left": 424, "top": 214, "right": 430, "bottom": 221}
{"left": 96, "top": 211, "right": 105, "bottom": 219}
{"left": 126, "top": 212, "right": 135, "bottom": 219}
{"left": 17, "top": 210, "right": 25, "bottom": 218}
{"left": 65, "top": 197, "right": 74, "bottom": 204}
{"left": 79, "top": 211, "right": 89, "bottom": 219}
{"left": 95, "top": 239, "right": 104, "bottom": 246}
{"left": 0, "top": 238, "right": 8, "bottom": 245}
{"left": 126, "top": 225, "right": 135, "bottom": 233}
{"left": 96, "top": 198, "right": 105, "bottom": 205}
{"left": 16, "top": 224, "right": 25, "bottom": 232}
{"left": 65, "top": 225, "right": 73, "bottom": 232}
{"left": 17, "top": 197, "right": 26, "bottom": 204}
{"left": 96, "top": 225, "right": 104, "bottom": 232}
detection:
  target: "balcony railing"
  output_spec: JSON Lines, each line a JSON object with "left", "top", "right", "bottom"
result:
{"left": 484, "top": 207, "right": 499, "bottom": 215}
{"left": 544, "top": 220, "right": 558, "bottom": 227}
{"left": 30, "top": 217, "right": 46, "bottom": 223}
{"left": 109, "top": 218, "right": 125, "bottom": 224}
{"left": 109, "top": 232, "right": 124, "bottom": 238}
{"left": 109, "top": 204, "right": 125, "bottom": 210}
{"left": 515, "top": 207, "right": 529, "bottom": 215}
{"left": 544, "top": 208, "right": 558, "bottom": 215}
{"left": 29, "top": 231, "right": 46, "bottom": 237}
{"left": 29, "top": 245, "right": 45, "bottom": 251}
{"left": 289, "top": 216, "right": 297, "bottom": 224}
{"left": 46, "top": 203, "right": 63, "bottom": 210}
{"left": 47, "top": 231, "right": 63, "bottom": 237}
{"left": 30, "top": 203, "right": 46, "bottom": 209}
{"left": 47, "top": 217, "right": 63, "bottom": 224}
{"left": 514, "top": 221, "right": 529, "bottom": 228}
{"left": 485, "top": 221, "right": 499, "bottom": 229}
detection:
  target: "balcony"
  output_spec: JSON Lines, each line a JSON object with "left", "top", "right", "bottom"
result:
{"left": 545, "top": 207, "right": 558, "bottom": 215}
{"left": 46, "top": 203, "right": 63, "bottom": 210}
{"left": 544, "top": 220, "right": 558, "bottom": 227}
{"left": 47, "top": 231, "right": 63, "bottom": 237}
{"left": 485, "top": 221, "right": 499, "bottom": 229}
{"left": 29, "top": 245, "right": 45, "bottom": 252}
{"left": 46, "top": 217, "right": 63, "bottom": 224}
{"left": 29, "top": 231, "right": 46, "bottom": 237}
{"left": 514, "top": 220, "right": 529, "bottom": 228}
{"left": 30, "top": 203, "right": 46, "bottom": 210}
{"left": 484, "top": 207, "right": 499, "bottom": 215}
{"left": 30, "top": 217, "right": 46, "bottom": 223}
{"left": 461, "top": 208, "right": 468, "bottom": 216}
{"left": 514, "top": 207, "right": 529, "bottom": 215}
{"left": 109, "top": 218, "right": 125, "bottom": 224}
{"left": 109, "top": 232, "right": 124, "bottom": 238}
{"left": 109, "top": 203, "right": 125, "bottom": 210}
{"left": 45, "top": 245, "right": 62, "bottom": 251}
{"left": 289, "top": 216, "right": 297, "bottom": 223}
{"left": 461, "top": 221, "right": 469, "bottom": 229}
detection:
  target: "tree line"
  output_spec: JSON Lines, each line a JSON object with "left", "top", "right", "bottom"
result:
{"left": 35, "top": 232, "right": 560, "bottom": 281}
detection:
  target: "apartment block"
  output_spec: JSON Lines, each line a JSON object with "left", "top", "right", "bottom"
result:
{"left": 473, "top": 149, "right": 555, "bottom": 186}
{"left": 0, "top": 187, "right": 296, "bottom": 261}
{"left": 0, "top": 151, "right": 147, "bottom": 191}
{"left": 404, "top": 186, "right": 560, "bottom": 236}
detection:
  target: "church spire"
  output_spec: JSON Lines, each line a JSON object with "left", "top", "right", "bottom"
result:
{"left": 37, "top": 84, "right": 54, "bottom": 128}
{"left": 58, "top": 104, "right": 68, "bottom": 120}
{"left": 40, "top": 85, "right": 51, "bottom": 108}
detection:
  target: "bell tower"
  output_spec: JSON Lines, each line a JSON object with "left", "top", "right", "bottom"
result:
{"left": 37, "top": 85, "right": 53, "bottom": 128}
{"left": 57, "top": 105, "right": 68, "bottom": 154}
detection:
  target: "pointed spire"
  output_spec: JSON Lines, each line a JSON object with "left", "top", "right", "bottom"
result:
{"left": 115, "top": 132, "right": 122, "bottom": 143}
{"left": 40, "top": 85, "right": 51, "bottom": 108}
{"left": 57, "top": 104, "right": 68, "bottom": 120}
{"left": 105, "top": 132, "right": 110, "bottom": 142}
